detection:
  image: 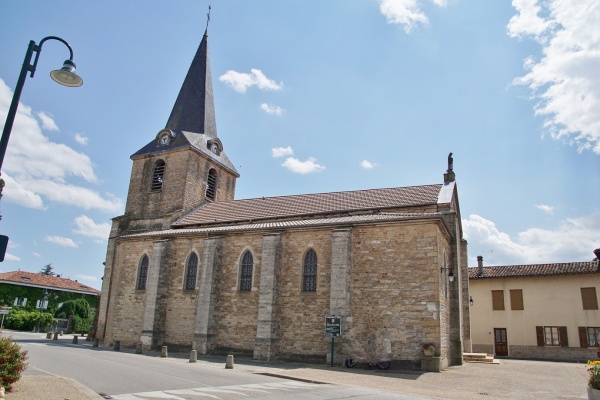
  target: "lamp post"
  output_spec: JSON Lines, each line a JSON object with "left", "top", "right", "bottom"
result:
{"left": 35, "top": 288, "right": 49, "bottom": 333}
{"left": 0, "top": 36, "right": 83, "bottom": 172}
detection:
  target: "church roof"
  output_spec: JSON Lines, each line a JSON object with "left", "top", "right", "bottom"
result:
{"left": 172, "top": 184, "right": 443, "bottom": 228}
{"left": 126, "top": 212, "right": 445, "bottom": 238}
{"left": 0, "top": 270, "right": 100, "bottom": 295}
{"left": 165, "top": 29, "right": 217, "bottom": 137}
{"left": 468, "top": 261, "right": 599, "bottom": 279}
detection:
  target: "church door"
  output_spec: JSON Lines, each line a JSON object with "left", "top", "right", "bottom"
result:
{"left": 494, "top": 328, "right": 508, "bottom": 356}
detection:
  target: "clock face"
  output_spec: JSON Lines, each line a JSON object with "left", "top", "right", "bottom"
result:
{"left": 211, "top": 143, "right": 219, "bottom": 154}
{"left": 160, "top": 134, "right": 170, "bottom": 145}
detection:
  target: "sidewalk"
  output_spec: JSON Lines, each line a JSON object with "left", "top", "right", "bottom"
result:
{"left": 3, "top": 335, "right": 591, "bottom": 399}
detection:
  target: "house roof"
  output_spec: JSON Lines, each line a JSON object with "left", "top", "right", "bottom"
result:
{"left": 172, "top": 184, "right": 444, "bottom": 228}
{"left": 468, "top": 261, "right": 599, "bottom": 280}
{"left": 0, "top": 271, "right": 100, "bottom": 295}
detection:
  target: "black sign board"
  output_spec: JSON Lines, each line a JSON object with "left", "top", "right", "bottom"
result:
{"left": 325, "top": 316, "right": 341, "bottom": 337}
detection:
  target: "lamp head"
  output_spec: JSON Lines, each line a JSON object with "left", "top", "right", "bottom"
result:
{"left": 448, "top": 269, "right": 455, "bottom": 283}
{"left": 50, "top": 59, "right": 83, "bottom": 87}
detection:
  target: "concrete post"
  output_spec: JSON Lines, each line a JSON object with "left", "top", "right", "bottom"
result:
{"left": 72, "top": 335, "right": 78, "bottom": 344}
{"left": 161, "top": 346, "right": 168, "bottom": 358}
{"left": 189, "top": 350, "right": 197, "bottom": 363}
{"left": 113, "top": 340, "right": 120, "bottom": 351}
{"left": 135, "top": 343, "right": 143, "bottom": 354}
{"left": 225, "top": 354, "right": 234, "bottom": 369}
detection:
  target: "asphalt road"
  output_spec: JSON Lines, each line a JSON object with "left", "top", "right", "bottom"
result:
{"left": 7, "top": 331, "right": 432, "bottom": 399}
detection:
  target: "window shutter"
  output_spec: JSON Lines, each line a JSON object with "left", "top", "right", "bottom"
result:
{"left": 581, "top": 288, "right": 599, "bottom": 310}
{"left": 510, "top": 289, "right": 524, "bottom": 310}
{"left": 559, "top": 326, "right": 568, "bottom": 347}
{"left": 22, "top": 298, "right": 27, "bottom": 306}
{"left": 536, "top": 326, "right": 545, "bottom": 346}
{"left": 13, "top": 297, "right": 18, "bottom": 306}
{"left": 492, "top": 290, "right": 505, "bottom": 310}
{"left": 579, "top": 327, "right": 589, "bottom": 348}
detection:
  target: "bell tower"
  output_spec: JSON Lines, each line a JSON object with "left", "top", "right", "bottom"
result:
{"left": 123, "top": 22, "right": 239, "bottom": 231}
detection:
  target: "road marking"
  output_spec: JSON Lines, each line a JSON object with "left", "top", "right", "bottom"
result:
{"left": 110, "top": 381, "right": 324, "bottom": 399}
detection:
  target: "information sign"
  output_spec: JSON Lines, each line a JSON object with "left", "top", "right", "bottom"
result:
{"left": 325, "top": 316, "right": 341, "bottom": 337}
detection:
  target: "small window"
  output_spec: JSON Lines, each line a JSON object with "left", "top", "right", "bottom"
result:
{"left": 302, "top": 249, "right": 317, "bottom": 292}
{"left": 587, "top": 327, "right": 600, "bottom": 347}
{"left": 510, "top": 289, "right": 524, "bottom": 310}
{"left": 13, "top": 297, "right": 27, "bottom": 307}
{"left": 537, "top": 326, "right": 568, "bottom": 347}
{"left": 206, "top": 168, "right": 217, "bottom": 201}
{"left": 151, "top": 160, "right": 165, "bottom": 192}
{"left": 184, "top": 252, "right": 198, "bottom": 290}
{"left": 582, "top": 287, "right": 598, "bottom": 310}
{"left": 492, "top": 290, "right": 505, "bottom": 310}
{"left": 136, "top": 255, "right": 149, "bottom": 290}
{"left": 239, "top": 251, "right": 253, "bottom": 292}
{"left": 544, "top": 326, "right": 560, "bottom": 346}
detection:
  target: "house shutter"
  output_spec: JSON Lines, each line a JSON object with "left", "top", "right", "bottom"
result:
{"left": 581, "top": 288, "right": 599, "bottom": 310}
{"left": 13, "top": 297, "right": 18, "bottom": 306}
{"left": 536, "top": 326, "right": 545, "bottom": 346}
{"left": 559, "top": 326, "right": 568, "bottom": 347}
{"left": 22, "top": 298, "right": 27, "bottom": 306}
{"left": 579, "top": 327, "right": 589, "bottom": 348}
{"left": 492, "top": 290, "right": 505, "bottom": 310}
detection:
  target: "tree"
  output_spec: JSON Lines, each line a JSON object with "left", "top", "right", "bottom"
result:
{"left": 39, "top": 264, "right": 55, "bottom": 276}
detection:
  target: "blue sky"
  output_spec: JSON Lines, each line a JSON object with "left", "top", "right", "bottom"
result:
{"left": 1, "top": 1, "right": 599, "bottom": 290}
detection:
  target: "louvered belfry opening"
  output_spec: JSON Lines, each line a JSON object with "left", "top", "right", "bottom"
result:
{"left": 151, "top": 160, "right": 165, "bottom": 191}
{"left": 206, "top": 168, "right": 217, "bottom": 200}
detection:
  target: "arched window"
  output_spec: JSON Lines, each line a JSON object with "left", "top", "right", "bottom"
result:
{"left": 136, "top": 255, "right": 149, "bottom": 290}
{"left": 184, "top": 252, "right": 198, "bottom": 290}
{"left": 239, "top": 251, "right": 253, "bottom": 292}
{"left": 206, "top": 168, "right": 217, "bottom": 200}
{"left": 150, "top": 160, "right": 165, "bottom": 192}
{"left": 303, "top": 249, "right": 317, "bottom": 292}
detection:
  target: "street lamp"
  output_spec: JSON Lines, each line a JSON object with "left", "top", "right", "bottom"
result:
{"left": 35, "top": 288, "right": 49, "bottom": 333}
{"left": 0, "top": 36, "right": 83, "bottom": 172}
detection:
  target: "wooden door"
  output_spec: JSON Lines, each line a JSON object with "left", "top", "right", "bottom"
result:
{"left": 494, "top": 328, "right": 508, "bottom": 356}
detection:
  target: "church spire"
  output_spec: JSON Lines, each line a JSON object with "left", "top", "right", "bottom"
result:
{"left": 165, "top": 7, "right": 217, "bottom": 137}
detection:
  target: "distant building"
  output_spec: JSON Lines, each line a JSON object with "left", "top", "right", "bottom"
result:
{"left": 96, "top": 24, "right": 470, "bottom": 369}
{"left": 0, "top": 270, "right": 100, "bottom": 310}
{"left": 469, "top": 254, "right": 600, "bottom": 361}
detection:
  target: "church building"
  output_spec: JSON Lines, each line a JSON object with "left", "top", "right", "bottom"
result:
{"left": 96, "top": 25, "right": 470, "bottom": 370}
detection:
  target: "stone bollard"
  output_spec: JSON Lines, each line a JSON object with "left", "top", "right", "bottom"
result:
{"left": 161, "top": 346, "right": 168, "bottom": 358}
{"left": 225, "top": 354, "right": 234, "bottom": 369}
{"left": 53, "top": 332, "right": 58, "bottom": 340}
{"left": 72, "top": 335, "right": 78, "bottom": 344}
{"left": 114, "top": 340, "right": 121, "bottom": 351}
{"left": 93, "top": 338, "right": 99, "bottom": 348}
{"left": 135, "top": 343, "right": 143, "bottom": 354}
{"left": 46, "top": 332, "right": 52, "bottom": 339}
{"left": 189, "top": 350, "right": 197, "bottom": 363}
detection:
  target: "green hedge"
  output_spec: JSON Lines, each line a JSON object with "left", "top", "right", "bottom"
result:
{"left": 4, "top": 309, "right": 55, "bottom": 332}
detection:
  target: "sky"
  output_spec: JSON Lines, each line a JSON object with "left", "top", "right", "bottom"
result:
{"left": 0, "top": 0, "right": 599, "bottom": 290}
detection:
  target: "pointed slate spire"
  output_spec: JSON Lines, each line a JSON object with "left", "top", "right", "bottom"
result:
{"left": 165, "top": 27, "right": 217, "bottom": 138}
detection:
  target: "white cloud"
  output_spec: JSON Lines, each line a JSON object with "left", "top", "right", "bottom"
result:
{"left": 260, "top": 103, "right": 283, "bottom": 116}
{"left": 74, "top": 133, "right": 89, "bottom": 145}
{"left": 463, "top": 212, "right": 600, "bottom": 265}
{"left": 360, "top": 160, "right": 378, "bottom": 169}
{"left": 272, "top": 146, "right": 294, "bottom": 158}
{"left": 32, "top": 252, "right": 41, "bottom": 257}
{"left": 37, "top": 111, "right": 59, "bottom": 131}
{"left": 535, "top": 204, "right": 555, "bottom": 214}
{"left": 509, "top": 0, "right": 600, "bottom": 154}
{"left": 282, "top": 157, "right": 326, "bottom": 174}
{"left": 0, "top": 79, "right": 124, "bottom": 213}
{"left": 379, "top": 0, "right": 447, "bottom": 33}
{"left": 45, "top": 235, "right": 78, "bottom": 248}
{"left": 3, "top": 253, "right": 20, "bottom": 261}
{"left": 73, "top": 215, "right": 110, "bottom": 240}
{"left": 76, "top": 274, "right": 98, "bottom": 282}
{"left": 219, "top": 69, "right": 283, "bottom": 93}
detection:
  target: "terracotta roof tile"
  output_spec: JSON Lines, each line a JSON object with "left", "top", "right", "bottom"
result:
{"left": 173, "top": 184, "right": 442, "bottom": 227}
{"left": 0, "top": 270, "right": 100, "bottom": 295}
{"left": 468, "top": 261, "right": 599, "bottom": 279}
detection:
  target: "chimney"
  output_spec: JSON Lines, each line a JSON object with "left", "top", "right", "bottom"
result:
{"left": 594, "top": 248, "right": 600, "bottom": 272}
{"left": 477, "top": 256, "right": 484, "bottom": 276}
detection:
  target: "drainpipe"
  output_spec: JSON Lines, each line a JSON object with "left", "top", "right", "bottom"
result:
{"left": 477, "top": 256, "right": 484, "bottom": 276}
